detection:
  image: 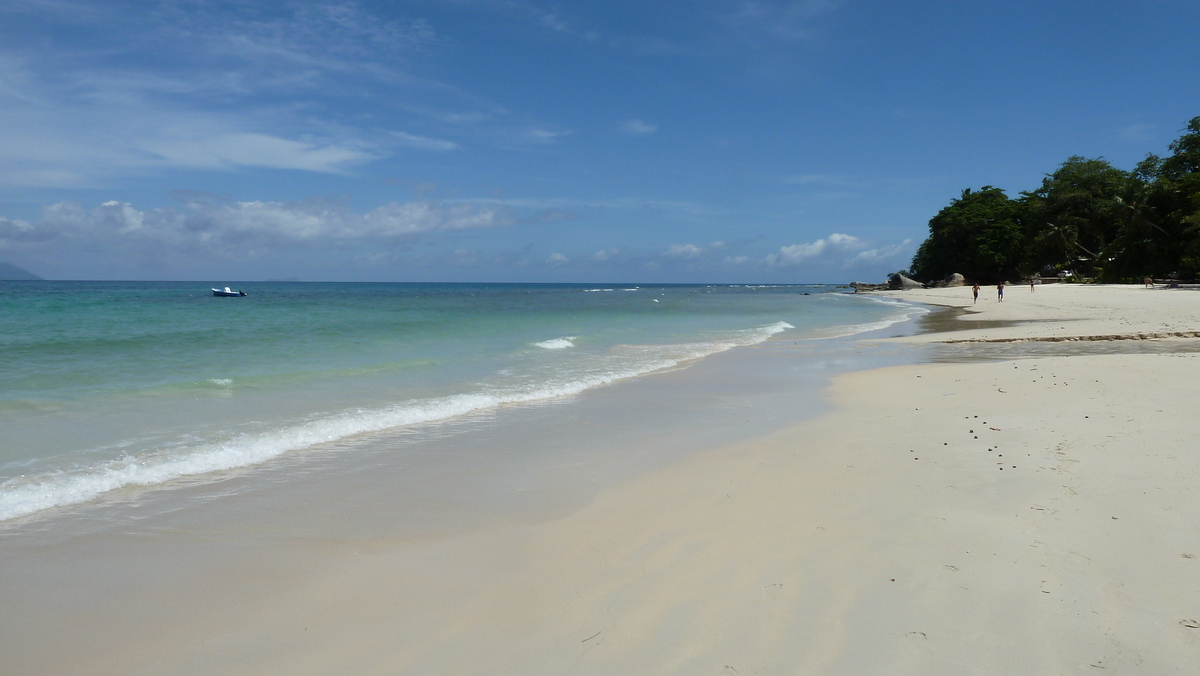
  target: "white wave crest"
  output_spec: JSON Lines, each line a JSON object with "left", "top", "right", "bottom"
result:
{"left": 809, "top": 297, "right": 929, "bottom": 339}
{"left": 0, "top": 321, "right": 793, "bottom": 522}
{"left": 533, "top": 337, "right": 576, "bottom": 349}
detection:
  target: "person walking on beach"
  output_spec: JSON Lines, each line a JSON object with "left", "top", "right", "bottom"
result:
{"left": 972, "top": 283, "right": 980, "bottom": 304}
{"left": 1030, "top": 279, "right": 1035, "bottom": 292}
{"left": 997, "top": 282, "right": 1005, "bottom": 302}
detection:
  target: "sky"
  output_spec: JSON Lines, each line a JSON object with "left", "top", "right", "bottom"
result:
{"left": 0, "top": 0, "right": 1197, "bottom": 283}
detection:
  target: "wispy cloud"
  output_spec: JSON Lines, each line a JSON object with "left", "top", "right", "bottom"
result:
{"left": 846, "top": 240, "right": 912, "bottom": 265}
{"left": 392, "top": 131, "right": 460, "bottom": 151}
{"left": 450, "top": 196, "right": 712, "bottom": 217}
{"left": 782, "top": 173, "right": 851, "bottom": 186}
{"left": 0, "top": 1, "right": 567, "bottom": 186}
{"left": 619, "top": 119, "right": 658, "bottom": 135}
{"left": 537, "top": 11, "right": 571, "bottom": 32}
{"left": 0, "top": 198, "right": 512, "bottom": 259}
{"left": 545, "top": 252, "right": 569, "bottom": 265}
{"left": 144, "top": 132, "right": 378, "bottom": 173}
{"left": 526, "top": 127, "right": 573, "bottom": 143}
{"left": 1118, "top": 122, "right": 1155, "bottom": 143}
{"left": 726, "top": 0, "right": 842, "bottom": 42}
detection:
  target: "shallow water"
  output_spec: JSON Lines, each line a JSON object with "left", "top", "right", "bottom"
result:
{"left": 0, "top": 281, "right": 922, "bottom": 522}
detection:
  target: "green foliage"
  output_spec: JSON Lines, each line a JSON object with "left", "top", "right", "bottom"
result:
{"left": 1160, "top": 116, "right": 1200, "bottom": 180}
{"left": 1022, "top": 156, "right": 1127, "bottom": 276}
{"left": 910, "top": 187, "right": 1024, "bottom": 283}
{"left": 911, "top": 116, "right": 1200, "bottom": 282}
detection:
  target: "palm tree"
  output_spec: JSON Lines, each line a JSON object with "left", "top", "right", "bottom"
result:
{"left": 1114, "top": 179, "right": 1168, "bottom": 237}
{"left": 1036, "top": 218, "right": 1098, "bottom": 262}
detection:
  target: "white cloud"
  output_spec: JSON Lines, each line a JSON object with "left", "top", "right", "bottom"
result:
{"left": 592, "top": 248, "right": 620, "bottom": 261}
{"left": 765, "top": 232, "right": 862, "bottom": 266}
{"left": 764, "top": 233, "right": 914, "bottom": 269}
{"left": 847, "top": 240, "right": 912, "bottom": 265}
{"left": 723, "top": 255, "right": 749, "bottom": 265}
{"left": 619, "top": 119, "right": 658, "bottom": 135}
{"left": 392, "top": 131, "right": 459, "bottom": 151}
{"left": 1, "top": 198, "right": 511, "bottom": 252}
{"left": 546, "top": 252, "right": 569, "bottom": 265}
{"left": 664, "top": 243, "right": 704, "bottom": 260}
{"left": 0, "top": 215, "right": 43, "bottom": 244}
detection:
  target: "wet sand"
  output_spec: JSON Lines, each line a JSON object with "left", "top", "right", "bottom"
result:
{"left": 4, "top": 285, "right": 1200, "bottom": 674}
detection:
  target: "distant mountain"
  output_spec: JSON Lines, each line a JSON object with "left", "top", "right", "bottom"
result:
{"left": 0, "top": 262, "right": 43, "bottom": 280}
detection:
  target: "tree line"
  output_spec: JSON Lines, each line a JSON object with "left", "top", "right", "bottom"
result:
{"left": 908, "top": 116, "right": 1200, "bottom": 284}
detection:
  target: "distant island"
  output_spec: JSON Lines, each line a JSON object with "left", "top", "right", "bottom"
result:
{"left": 0, "top": 262, "right": 42, "bottom": 280}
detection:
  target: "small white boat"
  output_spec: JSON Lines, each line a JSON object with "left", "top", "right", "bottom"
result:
{"left": 212, "top": 286, "right": 247, "bottom": 297}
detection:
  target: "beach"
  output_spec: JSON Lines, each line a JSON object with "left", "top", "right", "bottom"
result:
{"left": 3, "top": 284, "right": 1200, "bottom": 674}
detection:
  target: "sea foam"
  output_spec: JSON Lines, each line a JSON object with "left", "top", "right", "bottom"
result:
{"left": 0, "top": 320, "right": 795, "bottom": 522}
{"left": 533, "top": 337, "right": 576, "bottom": 349}
{"left": 806, "top": 296, "right": 928, "bottom": 339}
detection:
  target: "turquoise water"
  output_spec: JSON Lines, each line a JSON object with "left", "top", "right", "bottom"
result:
{"left": 0, "top": 281, "right": 920, "bottom": 521}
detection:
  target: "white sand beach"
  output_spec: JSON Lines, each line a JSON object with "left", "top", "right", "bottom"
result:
{"left": 4, "top": 284, "right": 1200, "bottom": 675}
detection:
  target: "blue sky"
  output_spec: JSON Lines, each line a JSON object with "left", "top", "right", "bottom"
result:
{"left": 1, "top": 0, "right": 1197, "bottom": 282}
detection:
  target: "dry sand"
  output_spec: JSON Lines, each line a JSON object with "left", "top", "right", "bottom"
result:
{"left": 880, "top": 282, "right": 1200, "bottom": 343}
{"left": 5, "top": 285, "right": 1200, "bottom": 674}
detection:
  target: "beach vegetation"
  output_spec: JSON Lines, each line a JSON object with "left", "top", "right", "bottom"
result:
{"left": 911, "top": 115, "right": 1200, "bottom": 283}
{"left": 910, "top": 187, "right": 1025, "bottom": 283}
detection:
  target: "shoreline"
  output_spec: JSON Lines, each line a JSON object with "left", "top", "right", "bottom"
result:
{"left": 4, "top": 286, "right": 1200, "bottom": 673}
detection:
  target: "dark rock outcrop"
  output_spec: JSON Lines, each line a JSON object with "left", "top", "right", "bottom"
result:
{"left": 887, "top": 273, "right": 924, "bottom": 290}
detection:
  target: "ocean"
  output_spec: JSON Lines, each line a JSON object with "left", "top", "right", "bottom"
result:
{"left": 0, "top": 281, "right": 923, "bottom": 524}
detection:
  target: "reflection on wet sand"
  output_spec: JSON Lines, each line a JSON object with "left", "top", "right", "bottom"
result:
{"left": 911, "top": 307, "right": 1035, "bottom": 335}
{"left": 895, "top": 306, "right": 1200, "bottom": 363}
{"left": 926, "top": 337, "right": 1200, "bottom": 363}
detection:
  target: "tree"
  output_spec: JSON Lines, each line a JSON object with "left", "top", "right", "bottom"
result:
{"left": 908, "top": 115, "right": 1200, "bottom": 283}
{"left": 910, "top": 187, "right": 1024, "bottom": 283}
{"left": 1159, "top": 116, "right": 1200, "bottom": 180}
{"left": 1022, "top": 156, "right": 1128, "bottom": 276}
